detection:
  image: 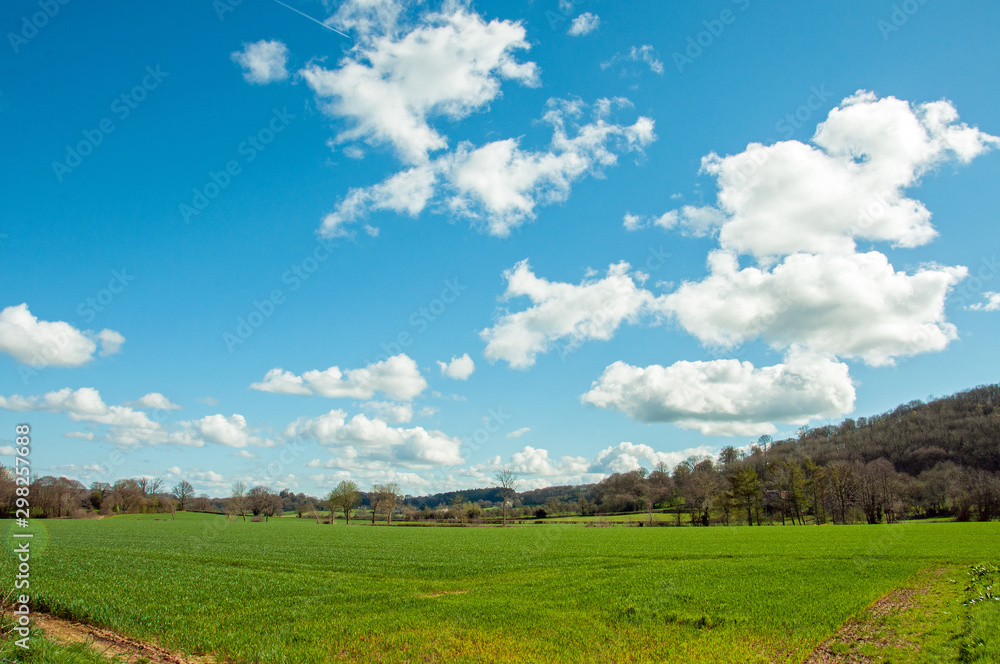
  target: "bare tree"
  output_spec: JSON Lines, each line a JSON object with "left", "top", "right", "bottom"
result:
{"left": 451, "top": 493, "right": 468, "bottom": 523}
{"left": 683, "top": 458, "right": 722, "bottom": 526}
{"left": 369, "top": 485, "right": 385, "bottom": 525}
{"left": 495, "top": 467, "right": 518, "bottom": 526}
{"left": 163, "top": 496, "right": 177, "bottom": 520}
{"left": 728, "top": 466, "right": 761, "bottom": 526}
{"left": 647, "top": 468, "right": 675, "bottom": 510}
{"left": 229, "top": 481, "right": 247, "bottom": 522}
{"left": 266, "top": 491, "right": 283, "bottom": 521}
{"left": 828, "top": 462, "right": 855, "bottom": 524}
{"left": 328, "top": 480, "right": 361, "bottom": 525}
{"left": 191, "top": 494, "right": 212, "bottom": 512}
{"left": 856, "top": 459, "right": 899, "bottom": 524}
{"left": 247, "top": 486, "right": 275, "bottom": 520}
{"left": 109, "top": 479, "right": 145, "bottom": 514}
{"left": 382, "top": 482, "right": 400, "bottom": 525}
{"left": 172, "top": 480, "right": 194, "bottom": 511}
{"left": 301, "top": 501, "right": 319, "bottom": 523}
{"left": 369, "top": 483, "right": 401, "bottom": 525}
{"left": 137, "top": 477, "right": 163, "bottom": 498}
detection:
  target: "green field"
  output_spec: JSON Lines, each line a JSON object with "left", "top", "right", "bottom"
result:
{"left": 2, "top": 514, "right": 998, "bottom": 663}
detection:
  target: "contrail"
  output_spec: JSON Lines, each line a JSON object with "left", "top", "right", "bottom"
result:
{"left": 269, "top": 0, "right": 352, "bottom": 40}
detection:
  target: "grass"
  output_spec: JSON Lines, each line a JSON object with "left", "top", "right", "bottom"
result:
{"left": 2, "top": 514, "right": 998, "bottom": 663}
{"left": 818, "top": 566, "right": 967, "bottom": 663}
{"left": 0, "top": 631, "right": 125, "bottom": 663}
{"left": 959, "top": 564, "right": 1000, "bottom": 663}
{"left": 809, "top": 563, "right": 1000, "bottom": 663}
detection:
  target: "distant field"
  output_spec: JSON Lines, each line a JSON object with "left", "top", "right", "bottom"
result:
{"left": 2, "top": 514, "right": 998, "bottom": 663}
{"left": 545, "top": 511, "right": 677, "bottom": 523}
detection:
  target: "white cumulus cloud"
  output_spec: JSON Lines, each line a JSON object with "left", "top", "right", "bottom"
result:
{"left": 0, "top": 387, "right": 273, "bottom": 449}
{"left": 581, "top": 350, "right": 856, "bottom": 436}
{"left": 568, "top": 12, "right": 600, "bottom": 36}
{"left": 96, "top": 329, "right": 125, "bottom": 357}
{"left": 481, "top": 260, "right": 664, "bottom": 368}
{"left": 125, "top": 392, "right": 182, "bottom": 410}
{"left": 251, "top": 354, "right": 427, "bottom": 401}
{"left": 319, "top": 98, "right": 655, "bottom": 238}
{"left": 641, "top": 92, "right": 996, "bottom": 370}
{"left": 677, "top": 91, "right": 999, "bottom": 260}
{"left": 665, "top": 250, "right": 966, "bottom": 366}
{"left": 301, "top": 5, "right": 538, "bottom": 164}
{"left": 968, "top": 292, "right": 1000, "bottom": 312}
{"left": 0, "top": 387, "right": 157, "bottom": 429}
{"left": 362, "top": 401, "right": 414, "bottom": 424}
{"left": 602, "top": 45, "right": 664, "bottom": 75}
{"left": 232, "top": 39, "right": 290, "bottom": 84}
{"left": 590, "top": 442, "right": 718, "bottom": 474}
{"left": 0, "top": 303, "right": 124, "bottom": 367}
{"left": 438, "top": 353, "right": 475, "bottom": 380}
{"left": 463, "top": 442, "right": 719, "bottom": 490}
{"left": 286, "top": 409, "right": 463, "bottom": 466}
{"left": 179, "top": 414, "right": 257, "bottom": 448}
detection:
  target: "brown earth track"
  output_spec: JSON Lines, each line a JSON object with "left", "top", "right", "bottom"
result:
{"left": 803, "top": 568, "right": 945, "bottom": 663}
{"left": 27, "top": 611, "right": 226, "bottom": 664}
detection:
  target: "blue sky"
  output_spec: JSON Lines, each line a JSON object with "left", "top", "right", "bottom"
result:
{"left": 2, "top": 0, "right": 999, "bottom": 497}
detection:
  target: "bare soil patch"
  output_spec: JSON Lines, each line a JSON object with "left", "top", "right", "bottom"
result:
{"left": 416, "top": 590, "right": 469, "bottom": 598}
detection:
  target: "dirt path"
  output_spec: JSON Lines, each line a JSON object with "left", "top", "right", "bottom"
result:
{"left": 803, "top": 569, "right": 945, "bottom": 663}
{"left": 29, "top": 612, "right": 225, "bottom": 664}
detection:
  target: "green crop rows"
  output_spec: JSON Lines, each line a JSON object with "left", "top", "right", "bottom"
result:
{"left": 2, "top": 514, "right": 998, "bottom": 663}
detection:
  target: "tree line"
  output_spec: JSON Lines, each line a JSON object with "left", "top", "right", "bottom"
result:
{"left": 4, "top": 383, "right": 998, "bottom": 525}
